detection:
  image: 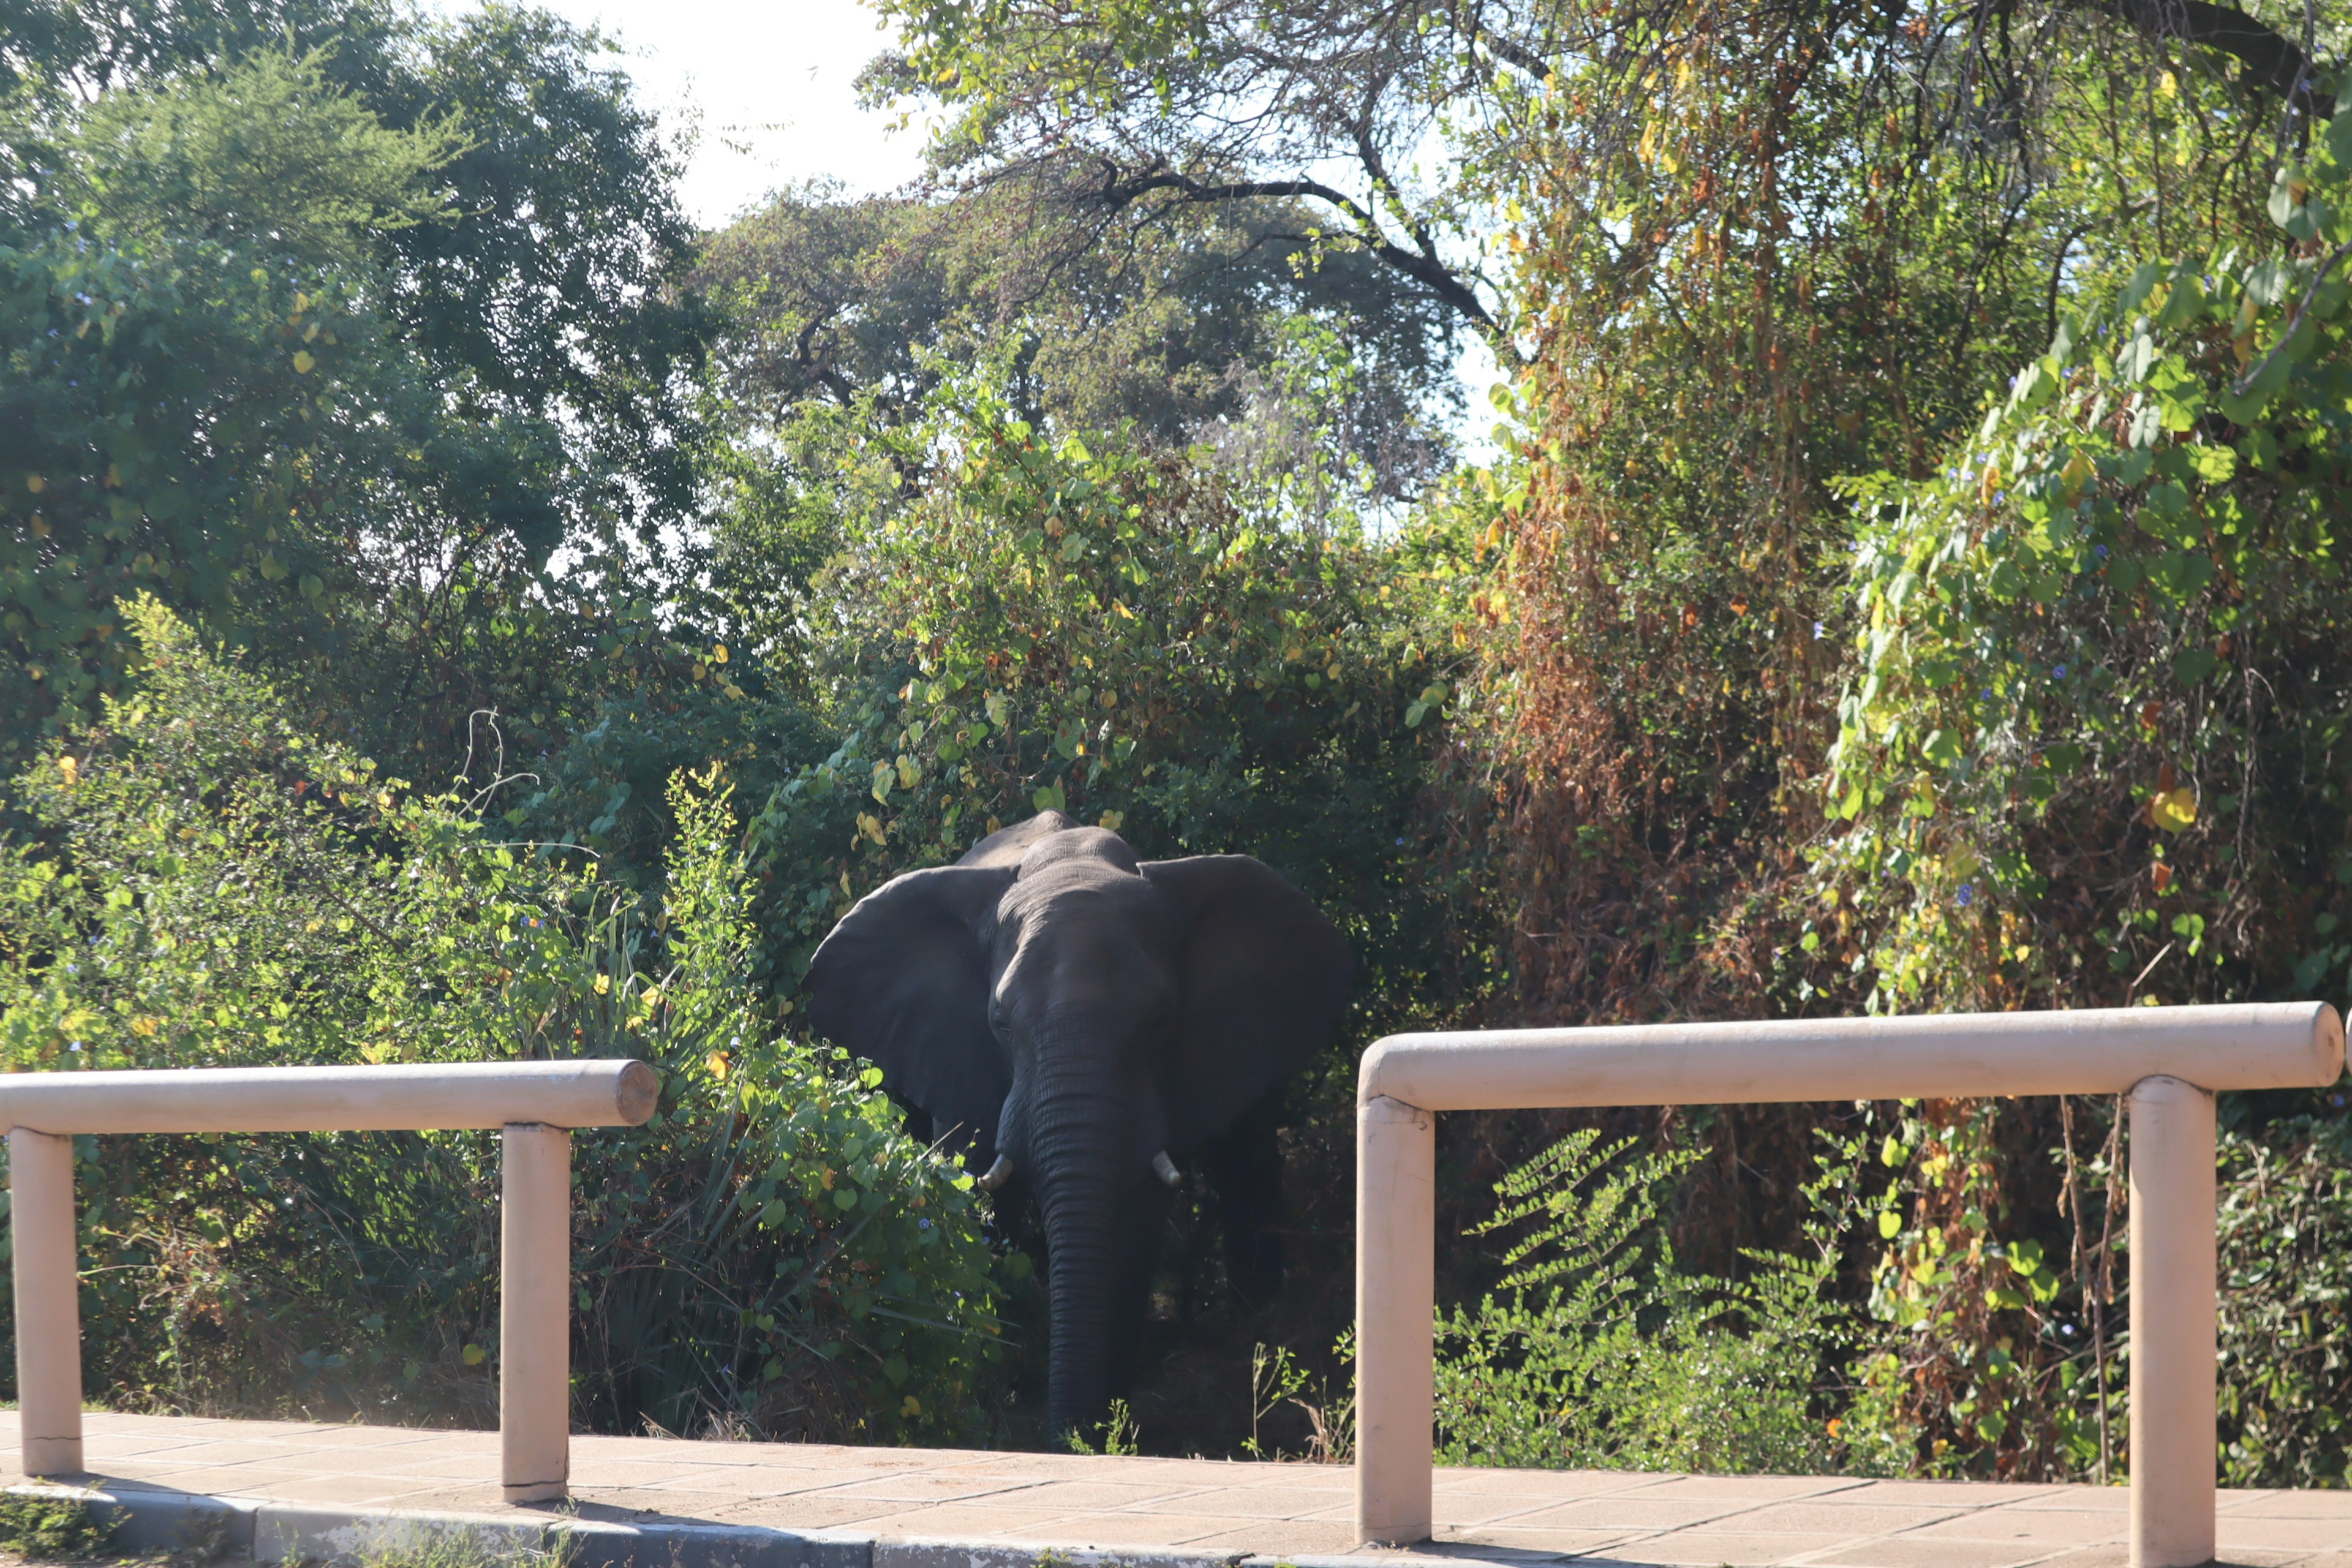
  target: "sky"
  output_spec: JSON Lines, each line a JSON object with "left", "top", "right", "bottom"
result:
{"left": 430, "top": 0, "right": 930, "bottom": 226}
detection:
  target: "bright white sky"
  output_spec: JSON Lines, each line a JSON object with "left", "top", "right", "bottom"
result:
{"left": 431, "top": 0, "right": 929, "bottom": 226}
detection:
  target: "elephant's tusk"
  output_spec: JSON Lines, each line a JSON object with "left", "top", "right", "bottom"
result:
{"left": 977, "top": 1155, "right": 1014, "bottom": 1192}
{"left": 1152, "top": 1150, "right": 1182, "bottom": 1188}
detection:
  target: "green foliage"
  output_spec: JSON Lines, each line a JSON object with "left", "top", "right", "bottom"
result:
{"left": 0, "top": 2, "right": 714, "bottom": 766}
{"left": 1822, "top": 94, "right": 2352, "bottom": 1016}
{"left": 0, "top": 600, "right": 1005, "bottom": 1442}
{"left": 1435, "top": 1128, "right": 1859, "bottom": 1474}
{"left": 695, "top": 178, "right": 1460, "bottom": 497}
{"left": 45, "top": 45, "right": 469, "bottom": 270}
{"left": 2217, "top": 1108, "right": 2352, "bottom": 1489}
{"left": 347, "top": 1524, "right": 568, "bottom": 1568}
{"left": 0, "top": 1494, "right": 119, "bottom": 1561}
{"left": 747, "top": 371, "right": 1467, "bottom": 1024}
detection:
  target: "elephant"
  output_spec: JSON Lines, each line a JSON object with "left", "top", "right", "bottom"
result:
{"left": 802, "top": 810, "right": 1353, "bottom": 1439}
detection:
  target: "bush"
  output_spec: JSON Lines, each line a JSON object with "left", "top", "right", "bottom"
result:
{"left": 0, "top": 597, "right": 1005, "bottom": 1442}
{"left": 1434, "top": 1128, "right": 1860, "bottom": 1474}
{"left": 747, "top": 372, "right": 1469, "bottom": 1032}
{"left": 0, "top": 1494, "right": 119, "bottom": 1561}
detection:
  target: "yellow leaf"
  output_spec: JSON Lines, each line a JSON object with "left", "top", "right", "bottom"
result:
{"left": 705, "top": 1050, "right": 731, "bottom": 1080}
{"left": 292, "top": 350, "right": 315, "bottom": 374}
{"left": 461, "top": 1344, "right": 486, "bottom": 1366}
{"left": 2150, "top": 787, "right": 2197, "bottom": 831}
{"left": 593, "top": 973, "right": 610, "bottom": 995}
{"left": 56, "top": 754, "right": 78, "bottom": 785}
{"left": 26, "top": 473, "right": 45, "bottom": 493}
{"left": 712, "top": 644, "right": 729, "bottom": 664}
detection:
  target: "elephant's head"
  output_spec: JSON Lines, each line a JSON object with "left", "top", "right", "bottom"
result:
{"left": 801, "top": 811, "right": 1353, "bottom": 1437}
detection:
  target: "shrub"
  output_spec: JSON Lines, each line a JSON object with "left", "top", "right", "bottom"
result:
{"left": 0, "top": 1494, "right": 119, "bottom": 1561}
{"left": 747, "top": 371, "right": 1470, "bottom": 1034}
{"left": 0, "top": 597, "right": 1005, "bottom": 1442}
{"left": 1435, "top": 1127, "right": 1860, "bottom": 1474}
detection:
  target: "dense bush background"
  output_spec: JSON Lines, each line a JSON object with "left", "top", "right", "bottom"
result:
{"left": 6, "top": 0, "right": 2352, "bottom": 1483}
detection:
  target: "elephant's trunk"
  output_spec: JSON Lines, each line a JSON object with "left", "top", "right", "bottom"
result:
{"left": 1022, "top": 1035, "right": 1148, "bottom": 1440}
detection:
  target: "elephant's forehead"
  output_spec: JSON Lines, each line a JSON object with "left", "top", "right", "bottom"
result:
{"left": 997, "top": 858, "right": 1169, "bottom": 932}
{"left": 1016, "top": 824, "right": 1139, "bottom": 875}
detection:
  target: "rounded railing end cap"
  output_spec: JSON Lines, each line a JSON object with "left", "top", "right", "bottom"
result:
{"left": 616, "top": 1060, "right": 660, "bottom": 1125}
{"left": 2315, "top": 1002, "right": 2348, "bottom": 1079}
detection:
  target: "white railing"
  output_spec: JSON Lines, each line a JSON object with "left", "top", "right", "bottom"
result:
{"left": 2, "top": 1060, "right": 658, "bottom": 1502}
{"left": 1354, "top": 1003, "right": 2347, "bottom": 1568}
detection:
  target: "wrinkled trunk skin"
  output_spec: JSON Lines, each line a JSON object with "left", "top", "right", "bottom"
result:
{"left": 1022, "top": 1025, "right": 1161, "bottom": 1440}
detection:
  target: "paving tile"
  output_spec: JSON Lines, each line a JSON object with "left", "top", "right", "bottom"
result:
{"left": 1714, "top": 1505, "right": 1969, "bottom": 1536}
{"left": 1894, "top": 1509, "right": 2123, "bottom": 1545}
{"left": 1806, "top": 1539, "right": 2076, "bottom": 1568}
{"left": 821, "top": 1472, "right": 1061, "bottom": 1505}
{"left": 562, "top": 1461, "right": 758, "bottom": 1490}
{"left": 715, "top": 1496, "right": 976, "bottom": 1531}
{"left": 2006, "top": 1547, "right": 2128, "bottom": 1568}
{"left": 1581, "top": 1528, "right": 1852, "bottom": 1564}
{"left": 1482, "top": 1499, "right": 1752, "bottom": 1532}
{"left": 2003, "top": 1490, "right": 2127, "bottom": 1513}
{"left": 13, "top": 1408, "right": 2352, "bottom": 1568}
{"left": 1611, "top": 1477, "right": 1870, "bottom": 1503}
{"left": 2226, "top": 1497, "right": 2352, "bottom": 1520}
{"left": 2217, "top": 1521, "right": 2352, "bottom": 1551}
{"left": 1817, "top": 1483, "right": 2046, "bottom": 1510}
{"left": 1445, "top": 1526, "right": 1641, "bottom": 1553}
{"left": 1155, "top": 1517, "right": 1368, "bottom": 1553}
{"left": 854, "top": 1502, "right": 1091, "bottom": 1538}
{"left": 1436, "top": 1469, "right": 1653, "bottom": 1498}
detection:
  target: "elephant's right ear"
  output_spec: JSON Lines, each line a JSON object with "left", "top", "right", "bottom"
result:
{"left": 801, "top": 864, "right": 1017, "bottom": 1163}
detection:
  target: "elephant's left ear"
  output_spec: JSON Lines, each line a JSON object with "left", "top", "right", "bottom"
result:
{"left": 1139, "top": 854, "right": 1354, "bottom": 1147}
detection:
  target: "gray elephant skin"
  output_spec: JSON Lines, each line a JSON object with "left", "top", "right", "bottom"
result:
{"left": 801, "top": 810, "right": 1354, "bottom": 1439}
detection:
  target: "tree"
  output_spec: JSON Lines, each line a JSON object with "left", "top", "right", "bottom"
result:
{"left": 869, "top": 0, "right": 2328, "bottom": 362}
{"left": 699, "top": 173, "right": 1459, "bottom": 488}
{"left": 0, "top": 5, "right": 717, "bottom": 766}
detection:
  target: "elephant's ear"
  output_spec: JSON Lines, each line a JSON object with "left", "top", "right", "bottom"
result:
{"left": 802, "top": 864, "right": 1017, "bottom": 1163}
{"left": 1139, "top": 855, "right": 1354, "bottom": 1148}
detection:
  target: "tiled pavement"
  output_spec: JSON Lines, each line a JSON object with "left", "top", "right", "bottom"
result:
{"left": 9, "top": 1412, "right": 2352, "bottom": 1568}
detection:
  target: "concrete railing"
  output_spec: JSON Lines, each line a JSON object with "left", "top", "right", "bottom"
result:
{"left": 1354, "top": 1002, "right": 2348, "bottom": 1568}
{"left": 2, "top": 1060, "right": 659, "bottom": 1502}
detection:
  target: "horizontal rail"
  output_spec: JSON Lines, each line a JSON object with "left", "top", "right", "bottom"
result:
{"left": 1360, "top": 1001, "right": 2343, "bottom": 1109}
{"left": 1354, "top": 1001, "right": 2348, "bottom": 1568}
{"left": 7, "top": 1058, "right": 656, "bottom": 1502}
{"left": 0, "top": 1059, "right": 660, "bottom": 1134}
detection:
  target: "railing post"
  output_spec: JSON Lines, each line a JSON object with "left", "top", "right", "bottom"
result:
{"left": 500, "top": 1121, "right": 569, "bottom": 1502}
{"left": 1355, "top": 1094, "right": 1434, "bottom": 1547}
{"left": 2127, "top": 1074, "right": 2216, "bottom": 1568}
{"left": 9, "top": 1127, "right": 84, "bottom": 1476}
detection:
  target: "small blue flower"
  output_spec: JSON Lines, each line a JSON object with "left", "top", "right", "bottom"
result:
{"left": 1813, "top": 621, "right": 1826, "bottom": 640}
{"left": 2095, "top": 545, "right": 2109, "bottom": 559}
{"left": 1956, "top": 884, "right": 1976, "bottom": 908}
{"left": 919, "top": 1218, "right": 932, "bottom": 1230}
{"left": 2052, "top": 665, "right": 2067, "bottom": 679}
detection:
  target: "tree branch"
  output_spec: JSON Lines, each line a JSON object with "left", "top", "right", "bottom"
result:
{"left": 1095, "top": 165, "right": 1513, "bottom": 354}
{"left": 2080, "top": 0, "right": 2317, "bottom": 109}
